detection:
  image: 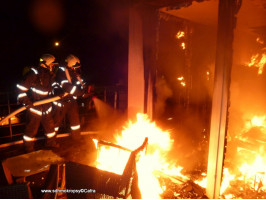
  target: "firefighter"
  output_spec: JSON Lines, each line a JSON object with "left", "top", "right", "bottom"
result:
{"left": 17, "top": 54, "right": 59, "bottom": 152}
{"left": 52, "top": 54, "right": 87, "bottom": 140}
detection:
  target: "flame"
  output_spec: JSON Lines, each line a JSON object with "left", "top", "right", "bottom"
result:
{"left": 177, "top": 76, "right": 186, "bottom": 87}
{"left": 220, "top": 168, "right": 235, "bottom": 195}
{"left": 94, "top": 113, "right": 188, "bottom": 198}
{"left": 246, "top": 38, "right": 266, "bottom": 75}
{"left": 239, "top": 155, "right": 266, "bottom": 191}
{"left": 242, "top": 115, "right": 266, "bottom": 133}
{"left": 181, "top": 42, "right": 186, "bottom": 50}
{"left": 256, "top": 37, "right": 264, "bottom": 45}
{"left": 195, "top": 172, "right": 207, "bottom": 188}
{"left": 180, "top": 82, "right": 186, "bottom": 87}
{"left": 221, "top": 115, "right": 266, "bottom": 197}
{"left": 206, "top": 71, "right": 210, "bottom": 80}
{"left": 175, "top": 31, "right": 186, "bottom": 50}
{"left": 248, "top": 53, "right": 266, "bottom": 74}
{"left": 176, "top": 31, "right": 185, "bottom": 39}
{"left": 177, "top": 76, "right": 184, "bottom": 81}
{"left": 250, "top": 116, "right": 266, "bottom": 127}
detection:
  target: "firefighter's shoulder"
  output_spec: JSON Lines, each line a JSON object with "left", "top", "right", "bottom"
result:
{"left": 22, "top": 66, "right": 38, "bottom": 77}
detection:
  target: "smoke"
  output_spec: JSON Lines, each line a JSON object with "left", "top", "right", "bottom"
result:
{"left": 154, "top": 76, "right": 173, "bottom": 118}
{"left": 90, "top": 97, "right": 128, "bottom": 142}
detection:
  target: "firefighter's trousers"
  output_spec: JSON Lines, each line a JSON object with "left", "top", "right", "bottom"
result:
{"left": 53, "top": 100, "right": 80, "bottom": 135}
{"left": 25, "top": 105, "right": 55, "bottom": 138}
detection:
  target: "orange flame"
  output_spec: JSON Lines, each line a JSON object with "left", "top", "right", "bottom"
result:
{"left": 176, "top": 31, "right": 185, "bottom": 39}
{"left": 177, "top": 76, "right": 184, "bottom": 81}
{"left": 177, "top": 76, "right": 186, "bottom": 87}
{"left": 239, "top": 155, "right": 266, "bottom": 191}
{"left": 94, "top": 113, "right": 188, "bottom": 198}
{"left": 256, "top": 37, "right": 264, "bottom": 45}
{"left": 247, "top": 38, "right": 266, "bottom": 74}
{"left": 242, "top": 115, "right": 266, "bottom": 134}
{"left": 181, "top": 42, "right": 186, "bottom": 50}
{"left": 248, "top": 53, "right": 266, "bottom": 74}
{"left": 221, "top": 115, "right": 266, "bottom": 196}
{"left": 220, "top": 168, "right": 235, "bottom": 195}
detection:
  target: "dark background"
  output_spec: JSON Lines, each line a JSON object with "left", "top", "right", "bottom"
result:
{"left": 0, "top": 0, "right": 129, "bottom": 92}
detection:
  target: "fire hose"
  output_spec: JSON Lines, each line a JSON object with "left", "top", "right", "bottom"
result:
{"left": 0, "top": 93, "right": 68, "bottom": 126}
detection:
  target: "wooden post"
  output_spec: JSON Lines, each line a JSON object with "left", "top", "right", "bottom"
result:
{"left": 128, "top": 6, "right": 145, "bottom": 119}
{"left": 206, "top": 0, "right": 237, "bottom": 198}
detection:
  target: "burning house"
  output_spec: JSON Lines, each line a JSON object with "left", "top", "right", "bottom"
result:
{"left": 127, "top": 0, "right": 266, "bottom": 198}
{"left": 0, "top": 0, "right": 265, "bottom": 199}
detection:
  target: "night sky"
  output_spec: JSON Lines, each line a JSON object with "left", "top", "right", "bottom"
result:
{"left": 0, "top": 0, "right": 129, "bottom": 92}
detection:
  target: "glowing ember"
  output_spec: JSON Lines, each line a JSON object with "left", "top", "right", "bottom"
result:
{"left": 256, "top": 37, "right": 264, "bottom": 45}
{"left": 177, "top": 76, "right": 184, "bottom": 81}
{"left": 94, "top": 113, "right": 188, "bottom": 198}
{"left": 206, "top": 71, "right": 210, "bottom": 80}
{"left": 181, "top": 42, "right": 186, "bottom": 50}
{"left": 176, "top": 31, "right": 185, "bottom": 39}
{"left": 177, "top": 76, "right": 186, "bottom": 87}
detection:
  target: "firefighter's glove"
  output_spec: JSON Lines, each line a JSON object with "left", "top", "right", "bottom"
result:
{"left": 53, "top": 87, "right": 64, "bottom": 98}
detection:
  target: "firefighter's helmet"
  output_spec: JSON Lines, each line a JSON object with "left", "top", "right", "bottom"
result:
{"left": 40, "top": 54, "right": 56, "bottom": 66}
{"left": 65, "top": 54, "right": 81, "bottom": 69}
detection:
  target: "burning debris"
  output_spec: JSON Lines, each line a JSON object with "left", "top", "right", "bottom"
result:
{"left": 246, "top": 37, "right": 266, "bottom": 75}
{"left": 221, "top": 90, "right": 266, "bottom": 198}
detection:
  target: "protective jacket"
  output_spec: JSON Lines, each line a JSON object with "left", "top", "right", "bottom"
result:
{"left": 53, "top": 66, "right": 85, "bottom": 100}
{"left": 17, "top": 66, "right": 55, "bottom": 139}
{"left": 17, "top": 66, "right": 54, "bottom": 104}
{"left": 52, "top": 66, "right": 85, "bottom": 136}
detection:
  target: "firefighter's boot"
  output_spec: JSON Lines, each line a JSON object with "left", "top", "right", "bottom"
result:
{"left": 45, "top": 136, "right": 60, "bottom": 149}
{"left": 23, "top": 140, "right": 35, "bottom": 153}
